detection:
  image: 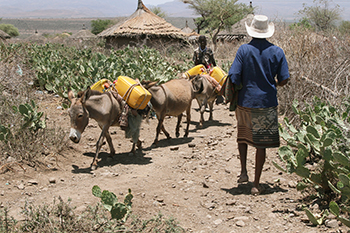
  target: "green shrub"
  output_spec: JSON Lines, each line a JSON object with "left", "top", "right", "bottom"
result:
{"left": 91, "top": 19, "right": 112, "bottom": 35}
{"left": 23, "top": 43, "right": 192, "bottom": 99}
{"left": 92, "top": 185, "right": 133, "bottom": 221}
{"left": 274, "top": 96, "right": 350, "bottom": 225}
{"left": 0, "top": 24, "right": 19, "bottom": 37}
{"left": 12, "top": 100, "right": 46, "bottom": 133}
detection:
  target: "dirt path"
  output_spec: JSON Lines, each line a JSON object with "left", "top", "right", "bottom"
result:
{"left": 0, "top": 93, "right": 344, "bottom": 232}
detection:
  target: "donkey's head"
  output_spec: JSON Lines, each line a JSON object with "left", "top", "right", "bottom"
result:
{"left": 190, "top": 74, "right": 204, "bottom": 94}
{"left": 68, "top": 87, "right": 92, "bottom": 143}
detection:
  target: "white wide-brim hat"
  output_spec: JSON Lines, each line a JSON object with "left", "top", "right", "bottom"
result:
{"left": 245, "top": 15, "right": 275, "bottom": 38}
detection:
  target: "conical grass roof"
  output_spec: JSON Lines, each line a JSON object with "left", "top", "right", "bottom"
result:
{"left": 99, "top": 0, "right": 188, "bottom": 39}
{"left": 71, "top": 29, "right": 96, "bottom": 39}
{"left": 26, "top": 31, "right": 47, "bottom": 43}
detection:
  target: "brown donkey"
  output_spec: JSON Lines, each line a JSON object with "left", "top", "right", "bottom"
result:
{"left": 142, "top": 79, "right": 194, "bottom": 145}
{"left": 68, "top": 87, "right": 142, "bottom": 170}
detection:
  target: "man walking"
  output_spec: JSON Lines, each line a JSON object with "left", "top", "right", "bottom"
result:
{"left": 228, "top": 15, "right": 289, "bottom": 195}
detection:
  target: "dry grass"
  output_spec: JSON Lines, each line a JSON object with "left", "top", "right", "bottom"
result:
{"left": 0, "top": 47, "right": 67, "bottom": 168}
{"left": 274, "top": 25, "right": 350, "bottom": 117}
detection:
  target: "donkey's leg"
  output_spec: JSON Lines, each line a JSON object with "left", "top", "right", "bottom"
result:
{"left": 161, "top": 124, "right": 171, "bottom": 139}
{"left": 208, "top": 98, "right": 214, "bottom": 121}
{"left": 137, "top": 139, "right": 142, "bottom": 150}
{"left": 176, "top": 113, "right": 183, "bottom": 138}
{"left": 199, "top": 97, "right": 207, "bottom": 128}
{"left": 104, "top": 130, "right": 116, "bottom": 163}
{"left": 104, "top": 130, "right": 115, "bottom": 157}
{"left": 184, "top": 103, "right": 191, "bottom": 138}
{"left": 91, "top": 126, "right": 108, "bottom": 170}
{"left": 129, "top": 139, "right": 142, "bottom": 154}
{"left": 153, "top": 116, "right": 164, "bottom": 145}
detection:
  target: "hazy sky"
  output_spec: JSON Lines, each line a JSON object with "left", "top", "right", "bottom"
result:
{"left": 143, "top": 0, "right": 173, "bottom": 4}
{"left": 144, "top": 0, "right": 350, "bottom": 21}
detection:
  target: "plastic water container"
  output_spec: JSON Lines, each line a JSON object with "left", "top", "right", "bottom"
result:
{"left": 114, "top": 76, "right": 152, "bottom": 110}
{"left": 184, "top": 64, "right": 207, "bottom": 79}
{"left": 210, "top": 67, "right": 227, "bottom": 86}
{"left": 90, "top": 79, "right": 110, "bottom": 92}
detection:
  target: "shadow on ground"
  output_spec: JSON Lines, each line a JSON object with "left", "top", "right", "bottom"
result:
{"left": 222, "top": 182, "right": 289, "bottom": 196}
{"left": 71, "top": 151, "right": 152, "bottom": 173}
{"left": 143, "top": 136, "right": 195, "bottom": 150}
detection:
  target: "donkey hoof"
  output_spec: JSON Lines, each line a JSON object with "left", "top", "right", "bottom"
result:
{"left": 176, "top": 132, "right": 180, "bottom": 138}
{"left": 152, "top": 140, "right": 158, "bottom": 147}
{"left": 91, "top": 165, "right": 98, "bottom": 171}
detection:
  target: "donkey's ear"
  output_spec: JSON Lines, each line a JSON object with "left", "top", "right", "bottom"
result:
{"left": 81, "top": 86, "right": 92, "bottom": 104}
{"left": 149, "top": 81, "right": 158, "bottom": 88}
{"left": 68, "top": 89, "right": 75, "bottom": 102}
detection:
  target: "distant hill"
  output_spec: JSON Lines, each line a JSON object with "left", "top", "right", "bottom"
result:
{"left": 1, "top": 17, "right": 197, "bottom": 39}
{"left": 0, "top": 0, "right": 196, "bottom": 18}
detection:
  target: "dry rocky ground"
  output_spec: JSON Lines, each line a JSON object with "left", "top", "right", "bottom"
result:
{"left": 0, "top": 92, "right": 348, "bottom": 233}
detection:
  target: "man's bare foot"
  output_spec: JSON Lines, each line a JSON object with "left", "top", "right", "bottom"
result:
{"left": 251, "top": 186, "right": 264, "bottom": 195}
{"left": 237, "top": 174, "right": 249, "bottom": 183}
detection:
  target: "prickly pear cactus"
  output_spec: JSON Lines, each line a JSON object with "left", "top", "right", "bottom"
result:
{"left": 12, "top": 100, "right": 46, "bottom": 132}
{"left": 92, "top": 185, "right": 132, "bottom": 221}
{"left": 92, "top": 185, "right": 102, "bottom": 198}
{"left": 274, "top": 97, "right": 350, "bottom": 226}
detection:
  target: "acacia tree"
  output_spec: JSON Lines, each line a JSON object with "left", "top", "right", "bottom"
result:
{"left": 91, "top": 19, "right": 112, "bottom": 35}
{"left": 150, "top": 6, "right": 167, "bottom": 18}
{"left": 182, "top": 0, "right": 253, "bottom": 48}
{"left": 297, "top": 0, "right": 342, "bottom": 31}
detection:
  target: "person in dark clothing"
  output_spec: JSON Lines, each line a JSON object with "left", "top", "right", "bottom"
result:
{"left": 193, "top": 35, "right": 216, "bottom": 69}
{"left": 228, "top": 15, "right": 289, "bottom": 195}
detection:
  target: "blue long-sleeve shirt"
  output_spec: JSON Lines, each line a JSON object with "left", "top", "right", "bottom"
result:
{"left": 228, "top": 38, "right": 289, "bottom": 108}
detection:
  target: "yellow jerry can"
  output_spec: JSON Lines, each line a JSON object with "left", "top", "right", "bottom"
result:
{"left": 115, "top": 76, "right": 152, "bottom": 110}
{"left": 90, "top": 79, "right": 111, "bottom": 92}
{"left": 183, "top": 64, "right": 207, "bottom": 79}
{"left": 210, "top": 67, "right": 227, "bottom": 86}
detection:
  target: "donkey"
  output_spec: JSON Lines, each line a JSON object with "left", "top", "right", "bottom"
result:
{"left": 191, "top": 74, "right": 220, "bottom": 128}
{"left": 141, "top": 79, "right": 194, "bottom": 145}
{"left": 68, "top": 87, "right": 142, "bottom": 170}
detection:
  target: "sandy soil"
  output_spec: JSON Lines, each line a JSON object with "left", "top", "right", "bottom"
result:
{"left": 0, "top": 93, "right": 346, "bottom": 233}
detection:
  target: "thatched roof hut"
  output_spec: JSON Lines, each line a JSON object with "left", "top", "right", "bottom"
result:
{"left": 70, "top": 25, "right": 97, "bottom": 40}
{"left": 181, "top": 21, "right": 199, "bottom": 44}
{"left": 0, "top": 30, "right": 11, "bottom": 41}
{"left": 181, "top": 21, "right": 195, "bottom": 35}
{"left": 26, "top": 30, "right": 47, "bottom": 44}
{"left": 99, "top": 0, "right": 189, "bottom": 48}
{"left": 217, "top": 14, "right": 254, "bottom": 43}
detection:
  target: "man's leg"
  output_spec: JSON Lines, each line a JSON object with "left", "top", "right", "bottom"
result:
{"left": 238, "top": 143, "right": 248, "bottom": 183}
{"left": 252, "top": 148, "right": 266, "bottom": 194}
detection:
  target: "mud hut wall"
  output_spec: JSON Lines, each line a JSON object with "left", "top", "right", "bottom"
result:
{"left": 105, "top": 35, "right": 185, "bottom": 49}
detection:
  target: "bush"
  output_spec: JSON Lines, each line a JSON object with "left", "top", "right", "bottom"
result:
{"left": 91, "top": 19, "right": 112, "bottom": 35}
{"left": 0, "top": 46, "right": 66, "bottom": 168}
{"left": 0, "top": 24, "right": 19, "bottom": 37}
{"left": 0, "top": 196, "right": 184, "bottom": 232}
{"left": 275, "top": 96, "right": 350, "bottom": 226}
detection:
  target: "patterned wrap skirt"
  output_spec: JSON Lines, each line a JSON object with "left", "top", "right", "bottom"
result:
{"left": 235, "top": 105, "right": 280, "bottom": 148}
